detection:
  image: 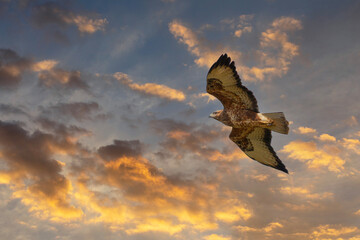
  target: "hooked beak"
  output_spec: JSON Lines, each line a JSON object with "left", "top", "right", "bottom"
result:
{"left": 209, "top": 112, "right": 216, "bottom": 118}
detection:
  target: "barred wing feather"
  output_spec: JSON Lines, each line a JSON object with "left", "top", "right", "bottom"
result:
{"left": 206, "top": 54, "right": 259, "bottom": 112}
{"left": 230, "top": 127, "right": 288, "bottom": 173}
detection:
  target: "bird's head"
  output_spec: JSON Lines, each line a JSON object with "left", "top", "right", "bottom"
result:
{"left": 209, "top": 110, "right": 222, "bottom": 120}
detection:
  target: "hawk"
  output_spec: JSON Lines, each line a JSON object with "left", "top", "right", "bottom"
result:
{"left": 207, "top": 54, "right": 289, "bottom": 173}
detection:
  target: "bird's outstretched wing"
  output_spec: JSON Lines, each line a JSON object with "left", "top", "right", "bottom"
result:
{"left": 206, "top": 54, "right": 259, "bottom": 112}
{"left": 229, "top": 127, "right": 288, "bottom": 173}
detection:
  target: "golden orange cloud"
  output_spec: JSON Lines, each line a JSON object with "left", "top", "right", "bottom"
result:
{"left": 237, "top": 16, "right": 302, "bottom": 81}
{"left": 214, "top": 199, "right": 251, "bottom": 223}
{"left": 310, "top": 224, "right": 359, "bottom": 239}
{"left": 70, "top": 16, "right": 108, "bottom": 33}
{"left": 355, "top": 209, "right": 360, "bottom": 215}
{"left": 236, "top": 222, "right": 284, "bottom": 233}
{"left": 281, "top": 141, "right": 345, "bottom": 172}
{"left": 0, "top": 49, "right": 33, "bottom": 87}
{"left": 207, "top": 149, "right": 247, "bottom": 162}
{"left": 195, "top": 93, "right": 217, "bottom": 102}
{"left": 31, "top": 2, "right": 107, "bottom": 34}
{"left": 0, "top": 51, "right": 88, "bottom": 90}
{"left": 0, "top": 120, "right": 89, "bottom": 223}
{"left": 293, "top": 126, "right": 317, "bottom": 135}
{"left": 169, "top": 20, "right": 242, "bottom": 68}
{"left": 248, "top": 174, "right": 269, "bottom": 181}
{"left": 3, "top": 65, "right": 22, "bottom": 77}
{"left": 65, "top": 136, "right": 256, "bottom": 236}
{"left": 125, "top": 219, "right": 185, "bottom": 235}
{"left": 0, "top": 170, "right": 25, "bottom": 184}
{"left": 169, "top": 17, "right": 301, "bottom": 82}
{"left": 166, "top": 130, "right": 191, "bottom": 140}
{"left": 12, "top": 179, "right": 83, "bottom": 222}
{"left": 114, "top": 72, "right": 186, "bottom": 101}
{"left": 315, "top": 133, "right": 336, "bottom": 142}
{"left": 32, "top": 60, "right": 58, "bottom": 72}
{"left": 72, "top": 154, "right": 220, "bottom": 233}
{"left": 234, "top": 26, "right": 252, "bottom": 38}
{"left": 341, "top": 138, "right": 360, "bottom": 155}
{"left": 203, "top": 234, "right": 231, "bottom": 240}
{"left": 280, "top": 186, "right": 333, "bottom": 200}
{"left": 2, "top": 115, "right": 358, "bottom": 239}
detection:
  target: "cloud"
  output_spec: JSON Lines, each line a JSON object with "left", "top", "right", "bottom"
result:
{"left": 346, "top": 116, "right": 358, "bottom": 127}
{"left": 149, "top": 118, "right": 239, "bottom": 163}
{"left": 236, "top": 222, "right": 284, "bottom": 233}
{"left": 341, "top": 138, "right": 360, "bottom": 155}
{"left": 36, "top": 117, "right": 92, "bottom": 141}
{"left": 37, "top": 68, "right": 89, "bottom": 90}
{"left": 12, "top": 179, "right": 82, "bottom": 222}
{"left": 234, "top": 26, "right": 252, "bottom": 38}
{"left": 125, "top": 219, "right": 185, "bottom": 235}
{"left": 98, "top": 139, "right": 143, "bottom": 161}
{"left": 71, "top": 139, "right": 221, "bottom": 233}
{"left": 280, "top": 186, "right": 333, "bottom": 200}
{"left": 0, "top": 121, "right": 63, "bottom": 176}
{"left": 169, "top": 20, "right": 242, "bottom": 68}
{"left": 281, "top": 140, "right": 345, "bottom": 172}
{"left": 293, "top": 126, "right": 317, "bottom": 135}
{"left": 214, "top": 198, "right": 251, "bottom": 222}
{"left": 310, "top": 225, "right": 359, "bottom": 239}
{"left": 0, "top": 48, "right": 32, "bottom": 88}
{"left": 271, "top": 16, "right": 302, "bottom": 31}
{"left": 0, "top": 120, "right": 84, "bottom": 221}
{"left": 241, "top": 17, "right": 302, "bottom": 81}
{"left": 190, "top": 93, "right": 217, "bottom": 106}
{"left": 294, "top": 129, "right": 337, "bottom": 143}
{"left": 40, "top": 102, "right": 102, "bottom": 122}
{"left": 0, "top": 48, "right": 89, "bottom": 91}
{"left": 248, "top": 174, "right": 269, "bottom": 181}
{"left": 70, "top": 15, "right": 108, "bottom": 34}
{"left": 31, "top": 2, "right": 107, "bottom": 34}
{"left": 221, "top": 14, "right": 254, "bottom": 38}
{"left": 1, "top": 116, "right": 359, "bottom": 238}
{"left": 203, "top": 234, "right": 231, "bottom": 240}
{"left": 65, "top": 135, "right": 258, "bottom": 235}
{"left": 315, "top": 133, "right": 336, "bottom": 142}
{"left": 114, "top": 72, "right": 186, "bottom": 101}
{"left": 0, "top": 104, "right": 28, "bottom": 116}
{"left": 169, "top": 16, "right": 302, "bottom": 81}
{"left": 32, "top": 59, "right": 59, "bottom": 71}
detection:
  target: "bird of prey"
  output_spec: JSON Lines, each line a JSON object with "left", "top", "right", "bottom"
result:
{"left": 207, "top": 54, "right": 289, "bottom": 173}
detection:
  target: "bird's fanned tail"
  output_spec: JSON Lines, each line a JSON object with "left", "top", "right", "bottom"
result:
{"left": 262, "top": 112, "right": 289, "bottom": 135}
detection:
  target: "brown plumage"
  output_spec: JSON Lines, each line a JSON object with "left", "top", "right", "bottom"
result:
{"left": 207, "top": 54, "right": 289, "bottom": 173}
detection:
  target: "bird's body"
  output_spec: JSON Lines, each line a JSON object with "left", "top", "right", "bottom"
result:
{"left": 207, "top": 54, "right": 289, "bottom": 173}
{"left": 211, "top": 109, "right": 272, "bottom": 128}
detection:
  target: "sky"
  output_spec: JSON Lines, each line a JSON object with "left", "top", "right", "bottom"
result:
{"left": 0, "top": 0, "right": 360, "bottom": 239}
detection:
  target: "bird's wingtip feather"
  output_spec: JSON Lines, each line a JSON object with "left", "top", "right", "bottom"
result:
{"left": 276, "top": 164, "right": 289, "bottom": 174}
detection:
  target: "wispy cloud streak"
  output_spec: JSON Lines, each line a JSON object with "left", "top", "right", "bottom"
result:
{"left": 114, "top": 72, "right": 186, "bottom": 101}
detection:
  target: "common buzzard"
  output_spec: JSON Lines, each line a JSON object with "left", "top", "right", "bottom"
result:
{"left": 207, "top": 54, "right": 289, "bottom": 173}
